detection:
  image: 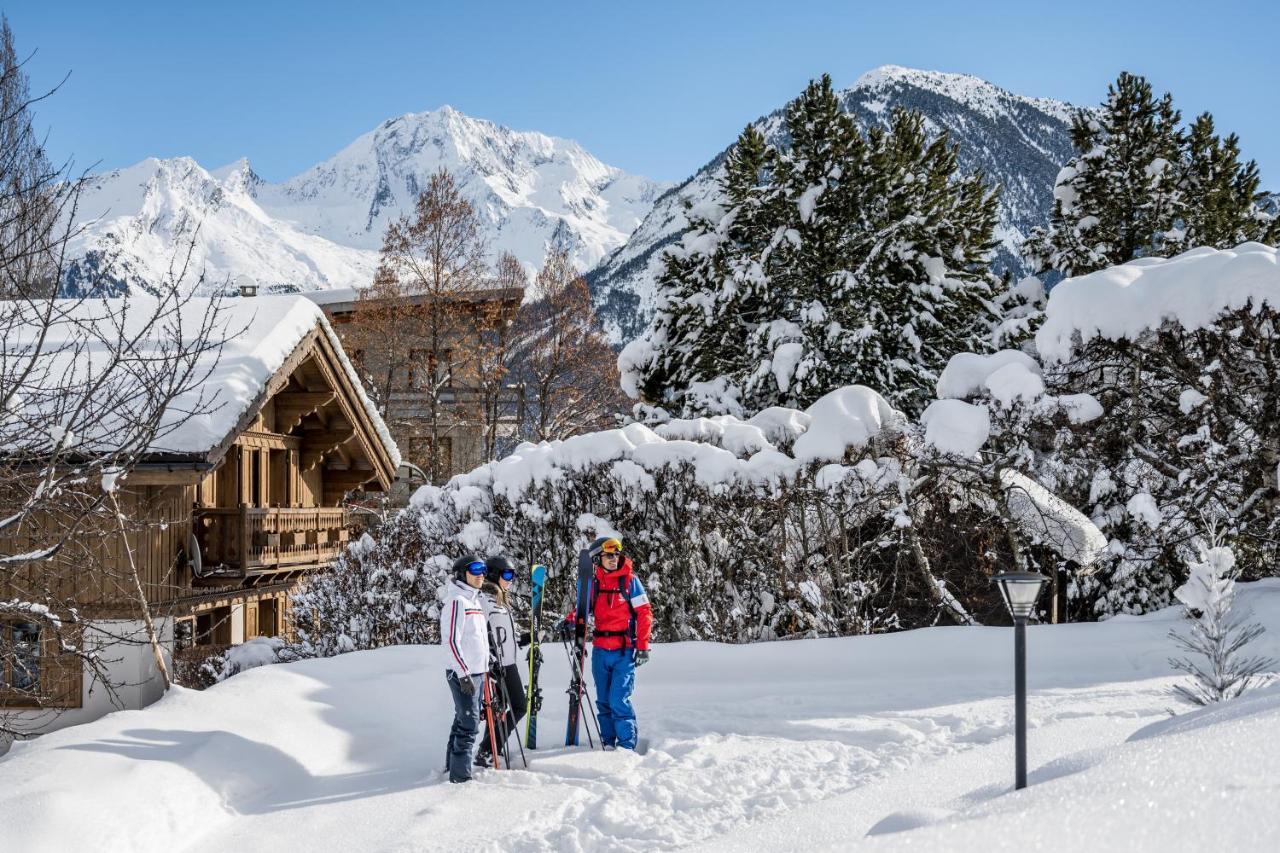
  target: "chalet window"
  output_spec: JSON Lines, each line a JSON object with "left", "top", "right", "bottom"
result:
{"left": 407, "top": 349, "right": 427, "bottom": 390}
{"left": 435, "top": 349, "right": 454, "bottom": 389}
{"left": 2, "top": 621, "right": 41, "bottom": 693}
{"left": 406, "top": 348, "right": 452, "bottom": 390}
{"left": 258, "top": 598, "right": 279, "bottom": 638}
{"left": 406, "top": 435, "right": 453, "bottom": 481}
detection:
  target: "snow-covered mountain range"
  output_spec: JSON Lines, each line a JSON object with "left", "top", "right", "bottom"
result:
{"left": 64, "top": 67, "right": 1084, "bottom": 344}
{"left": 587, "top": 65, "right": 1081, "bottom": 341}
{"left": 63, "top": 106, "right": 669, "bottom": 297}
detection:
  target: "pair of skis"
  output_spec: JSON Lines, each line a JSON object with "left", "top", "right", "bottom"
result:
{"left": 483, "top": 618, "right": 528, "bottom": 769}
{"left": 522, "top": 551, "right": 601, "bottom": 751}
{"left": 564, "top": 548, "right": 602, "bottom": 748}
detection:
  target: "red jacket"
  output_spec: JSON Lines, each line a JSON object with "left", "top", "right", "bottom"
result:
{"left": 567, "top": 557, "right": 654, "bottom": 651}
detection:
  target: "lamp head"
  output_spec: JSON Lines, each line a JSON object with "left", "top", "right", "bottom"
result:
{"left": 993, "top": 571, "right": 1048, "bottom": 620}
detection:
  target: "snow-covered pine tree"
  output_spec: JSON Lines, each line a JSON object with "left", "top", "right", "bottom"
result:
{"left": 741, "top": 74, "right": 865, "bottom": 413}
{"left": 1169, "top": 542, "right": 1273, "bottom": 706}
{"left": 619, "top": 125, "right": 776, "bottom": 418}
{"left": 1176, "top": 113, "right": 1280, "bottom": 251}
{"left": 848, "top": 109, "right": 1000, "bottom": 414}
{"left": 1024, "top": 72, "right": 1277, "bottom": 281}
{"left": 1023, "top": 72, "right": 1183, "bottom": 279}
{"left": 625, "top": 75, "right": 1001, "bottom": 420}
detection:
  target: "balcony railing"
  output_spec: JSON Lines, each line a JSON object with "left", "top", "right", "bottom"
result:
{"left": 193, "top": 507, "right": 352, "bottom": 576}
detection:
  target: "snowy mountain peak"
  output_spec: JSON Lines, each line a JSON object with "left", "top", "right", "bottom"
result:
{"left": 63, "top": 108, "right": 670, "bottom": 298}
{"left": 851, "top": 65, "right": 1077, "bottom": 124}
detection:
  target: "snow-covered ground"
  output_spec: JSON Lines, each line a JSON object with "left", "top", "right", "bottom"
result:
{"left": 4, "top": 582, "right": 1280, "bottom": 852}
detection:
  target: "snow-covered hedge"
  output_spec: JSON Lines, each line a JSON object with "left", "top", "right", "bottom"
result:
{"left": 294, "top": 244, "right": 1280, "bottom": 649}
{"left": 292, "top": 386, "right": 1092, "bottom": 652}
{"left": 967, "top": 244, "right": 1280, "bottom": 617}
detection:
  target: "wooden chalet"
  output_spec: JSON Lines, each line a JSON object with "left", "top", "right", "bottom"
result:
{"left": 1, "top": 295, "right": 400, "bottom": 730}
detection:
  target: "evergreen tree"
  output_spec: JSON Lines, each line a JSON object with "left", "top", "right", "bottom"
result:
{"left": 742, "top": 74, "right": 865, "bottom": 412}
{"left": 1177, "top": 113, "right": 1280, "bottom": 250}
{"left": 849, "top": 110, "right": 1000, "bottom": 413}
{"left": 1025, "top": 72, "right": 1277, "bottom": 279}
{"left": 622, "top": 75, "right": 1000, "bottom": 419}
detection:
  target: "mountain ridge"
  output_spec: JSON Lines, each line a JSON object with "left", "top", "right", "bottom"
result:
{"left": 63, "top": 107, "right": 670, "bottom": 297}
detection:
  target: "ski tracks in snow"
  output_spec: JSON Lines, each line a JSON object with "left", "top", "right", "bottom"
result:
{"left": 471, "top": 683, "right": 1172, "bottom": 852}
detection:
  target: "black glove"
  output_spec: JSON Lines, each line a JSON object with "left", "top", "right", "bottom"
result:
{"left": 553, "top": 618, "right": 574, "bottom": 642}
{"left": 634, "top": 649, "right": 650, "bottom": 667}
{"left": 518, "top": 631, "right": 532, "bottom": 648}
{"left": 456, "top": 673, "right": 476, "bottom": 697}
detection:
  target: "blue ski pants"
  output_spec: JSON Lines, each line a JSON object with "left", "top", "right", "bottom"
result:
{"left": 591, "top": 646, "right": 638, "bottom": 749}
{"left": 445, "top": 671, "right": 484, "bottom": 782}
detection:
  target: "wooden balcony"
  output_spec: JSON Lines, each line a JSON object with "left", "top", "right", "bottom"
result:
{"left": 193, "top": 506, "right": 352, "bottom": 578}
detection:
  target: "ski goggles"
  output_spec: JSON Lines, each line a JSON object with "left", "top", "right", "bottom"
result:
{"left": 600, "top": 538, "right": 623, "bottom": 556}
{"left": 499, "top": 568, "right": 516, "bottom": 581}
{"left": 464, "top": 560, "right": 487, "bottom": 576}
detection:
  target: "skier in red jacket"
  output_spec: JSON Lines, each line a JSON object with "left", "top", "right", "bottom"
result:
{"left": 560, "top": 536, "right": 653, "bottom": 750}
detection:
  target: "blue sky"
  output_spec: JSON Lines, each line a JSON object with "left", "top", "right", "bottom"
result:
{"left": 7, "top": 0, "right": 1279, "bottom": 184}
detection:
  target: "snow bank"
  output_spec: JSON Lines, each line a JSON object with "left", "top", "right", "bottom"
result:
{"left": 1036, "top": 243, "right": 1280, "bottom": 363}
{"left": 791, "top": 386, "right": 903, "bottom": 464}
{"left": 5, "top": 581, "right": 1279, "bottom": 852}
{"left": 920, "top": 399, "right": 989, "bottom": 457}
{"left": 936, "top": 350, "right": 1041, "bottom": 400}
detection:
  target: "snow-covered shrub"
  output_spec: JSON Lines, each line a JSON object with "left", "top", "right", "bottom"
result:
{"left": 291, "top": 385, "right": 1094, "bottom": 653}
{"left": 1169, "top": 542, "right": 1272, "bottom": 705}
{"left": 1033, "top": 244, "right": 1280, "bottom": 616}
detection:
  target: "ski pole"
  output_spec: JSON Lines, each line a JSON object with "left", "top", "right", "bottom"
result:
{"left": 580, "top": 661, "right": 602, "bottom": 746}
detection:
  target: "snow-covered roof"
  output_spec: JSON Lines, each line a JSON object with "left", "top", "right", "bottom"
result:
{"left": 1037, "top": 243, "right": 1280, "bottom": 363}
{"left": 3, "top": 295, "right": 400, "bottom": 466}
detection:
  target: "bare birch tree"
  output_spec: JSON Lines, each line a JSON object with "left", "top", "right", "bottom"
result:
{"left": 1, "top": 17, "right": 226, "bottom": 739}
{"left": 513, "top": 247, "right": 626, "bottom": 442}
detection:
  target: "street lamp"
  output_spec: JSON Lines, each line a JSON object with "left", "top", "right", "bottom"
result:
{"left": 993, "top": 571, "right": 1048, "bottom": 790}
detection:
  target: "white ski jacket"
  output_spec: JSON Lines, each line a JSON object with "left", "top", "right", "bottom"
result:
{"left": 440, "top": 579, "right": 489, "bottom": 677}
{"left": 482, "top": 589, "right": 521, "bottom": 668}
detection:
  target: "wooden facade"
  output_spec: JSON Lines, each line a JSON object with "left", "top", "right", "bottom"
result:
{"left": 1, "top": 316, "right": 398, "bottom": 712}
{"left": 315, "top": 287, "right": 523, "bottom": 482}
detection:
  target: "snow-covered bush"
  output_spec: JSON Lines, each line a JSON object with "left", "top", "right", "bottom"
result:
{"left": 1033, "top": 244, "right": 1280, "bottom": 616}
{"left": 1169, "top": 542, "right": 1272, "bottom": 705}
{"left": 292, "top": 385, "right": 1099, "bottom": 653}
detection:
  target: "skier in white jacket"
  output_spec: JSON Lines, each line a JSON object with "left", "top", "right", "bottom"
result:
{"left": 440, "top": 554, "right": 490, "bottom": 783}
{"left": 475, "top": 555, "right": 530, "bottom": 768}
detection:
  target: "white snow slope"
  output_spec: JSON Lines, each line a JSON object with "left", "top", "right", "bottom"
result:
{"left": 4, "top": 582, "right": 1280, "bottom": 852}
{"left": 63, "top": 107, "right": 669, "bottom": 297}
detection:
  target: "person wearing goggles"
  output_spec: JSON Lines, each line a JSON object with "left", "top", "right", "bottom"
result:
{"left": 475, "top": 555, "right": 531, "bottom": 768}
{"left": 439, "top": 554, "right": 491, "bottom": 783}
{"left": 557, "top": 535, "right": 654, "bottom": 751}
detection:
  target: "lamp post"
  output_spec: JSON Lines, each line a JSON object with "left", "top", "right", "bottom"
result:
{"left": 993, "top": 571, "right": 1048, "bottom": 790}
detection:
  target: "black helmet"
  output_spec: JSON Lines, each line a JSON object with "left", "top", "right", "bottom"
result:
{"left": 589, "top": 536, "right": 624, "bottom": 563}
{"left": 485, "top": 555, "right": 515, "bottom": 584}
{"left": 452, "top": 554, "right": 486, "bottom": 581}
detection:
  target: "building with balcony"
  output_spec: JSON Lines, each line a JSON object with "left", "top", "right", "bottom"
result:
{"left": 1, "top": 295, "right": 400, "bottom": 737}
